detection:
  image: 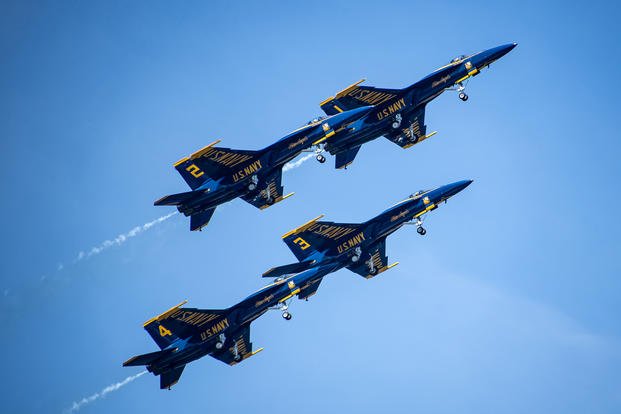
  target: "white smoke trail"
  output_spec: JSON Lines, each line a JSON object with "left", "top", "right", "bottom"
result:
{"left": 283, "top": 153, "right": 316, "bottom": 172}
{"left": 64, "top": 371, "right": 147, "bottom": 413}
{"left": 73, "top": 212, "right": 177, "bottom": 263}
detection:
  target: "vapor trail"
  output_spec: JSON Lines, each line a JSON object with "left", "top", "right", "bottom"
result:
{"left": 64, "top": 371, "right": 147, "bottom": 413}
{"left": 283, "top": 153, "right": 316, "bottom": 172}
{"left": 73, "top": 212, "right": 177, "bottom": 263}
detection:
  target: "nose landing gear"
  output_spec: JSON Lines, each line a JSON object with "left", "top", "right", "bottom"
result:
{"left": 316, "top": 154, "right": 326, "bottom": 163}
{"left": 457, "top": 82, "right": 469, "bottom": 101}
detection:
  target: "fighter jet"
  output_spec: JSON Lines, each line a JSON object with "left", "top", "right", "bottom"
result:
{"left": 154, "top": 106, "right": 371, "bottom": 231}
{"left": 124, "top": 180, "right": 471, "bottom": 389}
{"left": 312, "top": 43, "right": 517, "bottom": 169}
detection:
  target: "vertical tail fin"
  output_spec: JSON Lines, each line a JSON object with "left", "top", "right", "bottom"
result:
{"left": 282, "top": 216, "right": 365, "bottom": 261}
{"left": 142, "top": 301, "right": 188, "bottom": 349}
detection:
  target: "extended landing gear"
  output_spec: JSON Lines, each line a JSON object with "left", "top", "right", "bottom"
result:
{"left": 282, "top": 311, "right": 292, "bottom": 320}
{"left": 366, "top": 257, "right": 378, "bottom": 276}
{"left": 263, "top": 190, "right": 274, "bottom": 205}
{"left": 232, "top": 342, "right": 242, "bottom": 362}
{"left": 215, "top": 333, "right": 226, "bottom": 350}
{"left": 415, "top": 217, "right": 427, "bottom": 235}
{"left": 457, "top": 82, "right": 468, "bottom": 101}
{"left": 392, "top": 113, "right": 403, "bottom": 129}
{"left": 314, "top": 144, "right": 327, "bottom": 164}
{"left": 351, "top": 246, "right": 362, "bottom": 263}
{"left": 248, "top": 175, "right": 259, "bottom": 191}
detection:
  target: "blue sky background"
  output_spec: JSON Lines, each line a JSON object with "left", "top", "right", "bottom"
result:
{"left": 2, "top": 1, "right": 620, "bottom": 413}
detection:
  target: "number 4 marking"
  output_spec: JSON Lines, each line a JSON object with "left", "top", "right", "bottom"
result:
{"left": 159, "top": 325, "right": 172, "bottom": 337}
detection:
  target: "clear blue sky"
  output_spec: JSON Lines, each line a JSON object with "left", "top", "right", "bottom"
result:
{"left": 2, "top": 1, "right": 620, "bottom": 413}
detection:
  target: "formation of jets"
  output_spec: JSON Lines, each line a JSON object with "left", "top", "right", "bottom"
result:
{"left": 126, "top": 44, "right": 516, "bottom": 388}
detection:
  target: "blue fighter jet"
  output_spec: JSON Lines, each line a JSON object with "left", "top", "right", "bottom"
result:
{"left": 124, "top": 180, "right": 471, "bottom": 389}
{"left": 312, "top": 43, "right": 517, "bottom": 168}
{"left": 154, "top": 106, "right": 371, "bottom": 231}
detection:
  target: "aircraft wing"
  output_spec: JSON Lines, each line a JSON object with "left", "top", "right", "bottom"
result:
{"left": 210, "top": 325, "right": 260, "bottom": 366}
{"left": 384, "top": 105, "right": 436, "bottom": 149}
{"left": 346, "top": 237, "right": 398, "bottom": 279}
{"left": 320, "top": 80, "right": 400, "bottom": 115}
{"left": 241, "top": 167, "right": 293, "bottom": 210}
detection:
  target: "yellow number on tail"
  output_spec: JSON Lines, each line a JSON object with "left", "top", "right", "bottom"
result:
{"left": 159, "top": 325, "right": 172, "bottom": 337}
{"left": 186, "top": 164, "right": 204, "bottom": 178}
{"left": 293, "top": 237, "right": 311, "bottom": 250}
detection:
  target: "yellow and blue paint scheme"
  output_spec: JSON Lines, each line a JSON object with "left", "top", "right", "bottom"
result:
{"left": 154, "top": 106, "right": 372, "bottom": 231}
{"left": 316, "top": 43, "right": 517, "bottom": 169}
{"left": 124, "top": 180, "right": 472, "bottom": 390}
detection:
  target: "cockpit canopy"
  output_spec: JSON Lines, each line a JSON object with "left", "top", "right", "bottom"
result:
{"left": 450, "top": 55, "right": 466, "bottom": 63}
{"left": 410, "top": 189, "right": 429, "bottom": 199}
{"left": 306, "top": 115, "right": 326, "bottom": 125}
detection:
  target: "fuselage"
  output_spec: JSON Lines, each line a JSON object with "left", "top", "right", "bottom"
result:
{"left": 177, "top": 106, "right": 372, "bottom": 215}
{"left": 147, "top": 180, "right": 472, "bottom": 374}
{"left": 325, "top": 43, "right": 516, "bottom": 154}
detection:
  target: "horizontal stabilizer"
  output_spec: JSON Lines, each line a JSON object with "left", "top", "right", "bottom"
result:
{"left": 161, "top": 365, "right": 185, "bottom": 390}
{"left": 190, "top": 208, "right": 216, "bottom": 231}
{"left": 154, "top": 190, "right": 202, "bottom": 206}
{"left": 262, "top": 260, "right": 317, "bottom": 278}
{"left": 320, "top": 79, "right": 401, "bottom": 115}
{"left": 123, "top": 348, "right": 176, "bottom": 367}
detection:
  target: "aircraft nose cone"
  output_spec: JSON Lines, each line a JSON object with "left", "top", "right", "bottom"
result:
{"left": 474, "top": 43, "right": 517, "bottom": 68}
{"left": 442, "top": 179, "right": 473, "bottom": 199}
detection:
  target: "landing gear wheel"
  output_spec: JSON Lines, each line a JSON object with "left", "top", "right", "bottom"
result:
{"left": 459, "top": 92, "right": 468, "bottom": 101}
{"left": 282, "top": 311, "right": 292, "bottom": 320}
{"left": 392, "top": 114, "right": 403, "bottom": 129}
{"left": 215, "top": 341, "right": 224, "bottom": 350}
{"left": 234, "top": 354, "right": 242, "bottom": 362}
{"left": 266, "top": 197, "right": 275, "bottom": 205}
{"left": 316, "top": 154, "right": 326, "bottom": 163}
{"left": 369, "top": 267, "right": 378, "bottom": 276}
{"left": 417, "top": 226, "right": 427, "bottom": 235}
{"left": 248, "top": 183, "right": 256, "bottom": 191}
{"left": 351, "top": 255, "right": 360, "bottom": 263}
